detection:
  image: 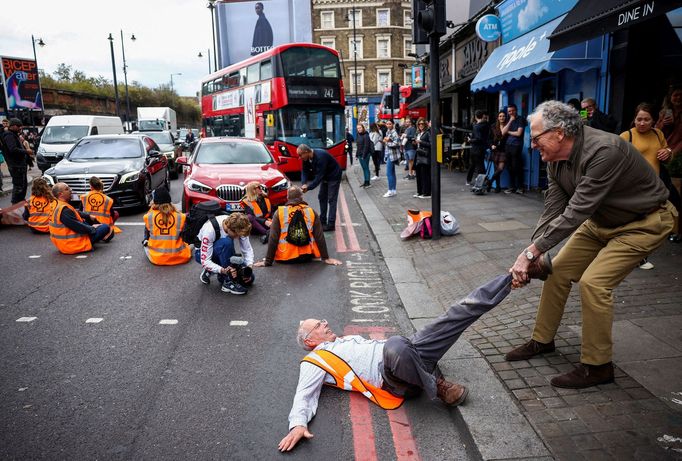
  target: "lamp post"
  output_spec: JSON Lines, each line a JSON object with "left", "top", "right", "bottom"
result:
{"left": 107, "top": 33, "right": 120, "bottom": 117}
{"left": 120, "top": 31, "right": 136, "bottom": 128}
{"left": 198, "top": 49, "right": 211, "bottom": 74}
{"left": 30, "top": 35, "right": 46, "bottom": 125}
{"left": 347, "top": 4, "right": 359, "bottom": 129}
{"left": 207, "top": 0, "right": 218, "bottom": 72}
{"left": 170, "top": 73, "right": 182, "bottom": 95}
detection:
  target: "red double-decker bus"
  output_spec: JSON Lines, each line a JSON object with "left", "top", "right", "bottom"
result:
{"left": 200, "top": 43, "right": 347, "bottom": 173}
{"left": 378, "top": 85, "right": 427, "bottom": 122}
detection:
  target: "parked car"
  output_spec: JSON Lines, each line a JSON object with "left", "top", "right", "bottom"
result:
{"left": 43, "top": 134, "right": 169, "bottom": 210}
{"left": 177, "top": 137, "right": 290, "bottom": 213}
{"left": 133, "top": 130, "right": 182, "bottom": 179}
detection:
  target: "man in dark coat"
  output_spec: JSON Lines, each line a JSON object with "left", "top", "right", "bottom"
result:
{"left": 298, "top": 144, "right": 342, "bottom": 232}
{"left": 251, "top": 2, "right": 273, "bottom": 56}
{"left": 0, "top": 118, "right": 32, "bottom": 203}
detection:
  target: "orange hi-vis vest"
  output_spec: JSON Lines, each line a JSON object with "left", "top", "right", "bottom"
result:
{"left": 143, "top": 210, "right": 192, "bottom": 266}
{"left": 49, "top": 200, "right": 93, "bottom": 254}
{"left": 275, "top": 205, "right": 320, "bottom": 261}
{"left": 241, "top": 196, "right": 272, "bottom": 218}
{"left": 81, "top": 190, "right": 122, "bottom": 233}
{"left": 302, "top": 349, "right": 404, "bottom": 410}
{"left": 28, "top": 196, "right": 56, "bottom": 233}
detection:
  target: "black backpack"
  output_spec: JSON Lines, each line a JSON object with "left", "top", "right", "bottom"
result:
{"left": 285, "top": 208, "right": 311, "bottom": 246}
{"left": 181, "top": 200, "right": 227, "bottom": 246}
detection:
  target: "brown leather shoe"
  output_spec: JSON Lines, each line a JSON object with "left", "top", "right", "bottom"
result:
{"left": 436, "top": 378, "right": 469, "bottom": 406}
{"left": 527, "top": 253, "right": 552, "bottom": 281}
{"left": 504, "top": 339, "right": 555, "bottom": 361}
{"left": 550, "top": 362, "right": 614, "bottom": 389}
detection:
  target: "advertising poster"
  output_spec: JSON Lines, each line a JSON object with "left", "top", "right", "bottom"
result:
{"left": 216, "top": 0, "right": 313, "bottom": 69}
{"left": 1, "top": 56, "right": 43, "bottom": 111}
{"left": 497, "top": 0, "right": 578, "bottom": 43}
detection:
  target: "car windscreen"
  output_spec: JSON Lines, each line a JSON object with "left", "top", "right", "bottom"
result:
{"left": 194, "top": 142, "right": 273, "bottom": 164}
{"left": 41, "top": 125, "right": 89, "bottom": 144}
{"left": 138, "top": 120, "right": 165, "bottom": 131}
{"left": 67, "top": 138, "right": 142, "bottom": 160}
{"left": 145, "top": 132, "right": 173, "bottom": 145}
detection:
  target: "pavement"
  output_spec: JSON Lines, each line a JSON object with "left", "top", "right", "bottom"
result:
{"left": 0, "top": 162, "right": 43, "bottom": 199}
{"left": 345, "top": 159, "right": 682, "bottom": 460}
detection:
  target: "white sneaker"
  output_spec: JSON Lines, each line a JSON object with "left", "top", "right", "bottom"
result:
{"left": 389, "top": 190, "right": 397, "bottom": 197}
{"left": 639, "top": 259, "right": 654, "bottom": 270}
{"left": 399, "top": 160, "right": 406, "bottom": 165}
{"left": 383, "top": 191, "right": 392, "bottom": 198}
{"left": 371, "top": 175, "right": 379, "bottom": 180}
{"left": 413, "top": 193, "right": 420, "bottom": 198}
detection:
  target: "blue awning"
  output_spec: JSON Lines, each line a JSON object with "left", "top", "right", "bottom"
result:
{"left": 471, "top": 14, "right": 604, "bottom": 92}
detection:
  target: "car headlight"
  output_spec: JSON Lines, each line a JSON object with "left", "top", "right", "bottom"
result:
{"left": 120, "top": 171, "right": 140, "bottom": 183}
{"left": 37, "top": 146, "right": 46, "bottom": 155}
{"left": 185, "top": 179, "right": 212, "bottom": 194}
{"left": 270, "top": 177, "right": 290, "bottom": 192}
{"left": 43, "top": 174, "right": 55, "bottom": 186}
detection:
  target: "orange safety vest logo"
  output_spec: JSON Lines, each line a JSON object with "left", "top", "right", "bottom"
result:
{"left": 302, "top": 349, "right": 404, "bottom": 410}
{"left": 82, "top": 191, "right": 113, "bottom": 225}
{"left": 143, "top": 210, "right": 191, "bottom": 266}
{"left": 28, "top": 196, "right": 56, "bottom": 232}
{"left": 49, "top": 200, "right": 93, "bottom": 254}
{"left": 275, "top": 205, "right": 320, "bottom": 261}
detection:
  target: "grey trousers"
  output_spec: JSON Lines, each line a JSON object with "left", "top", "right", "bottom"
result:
{"left": 381, "top": 274, "right": 512, "bottom": 399}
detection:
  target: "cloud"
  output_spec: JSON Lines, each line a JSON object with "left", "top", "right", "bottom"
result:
{"left": 517, "top": 0, "right": 549, "bottom": 33}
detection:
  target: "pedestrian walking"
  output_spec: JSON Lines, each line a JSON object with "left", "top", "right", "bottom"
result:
{"left": 489, "top": 110, "right": 508, "bottom": 193}
{"left": 355, "top": 124, "right": 373, "bottom": 187}
{"left": 345, "top": 128, "right": 355, "bottom": 166}
{"left": 382, "top": 120, "right": 400, "bottom": 198}
{"left": 402, "top": 118, "right": 417, "bottom": 179}
{"left": 369, "top": 123, "right": 383, "bottom": 180}
{"left": 466, "top": 110, "right": 491, "bottom": 185}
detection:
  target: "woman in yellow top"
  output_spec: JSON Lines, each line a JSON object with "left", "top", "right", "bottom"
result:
{"left": 142, "top": 187, "right": 192, "bottom": 266}
{"left": 620, "top": 103, "right": 674, "bottom": 270}
{"left": 25, "top": 178, "right": 57, "bottom": 233}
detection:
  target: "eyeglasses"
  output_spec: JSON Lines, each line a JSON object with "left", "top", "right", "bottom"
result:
{"left": 530, "top": 128, "right": 554, "bottom": 145}
{"left": 303, "top": 319, "right": 327, "bottom": 341}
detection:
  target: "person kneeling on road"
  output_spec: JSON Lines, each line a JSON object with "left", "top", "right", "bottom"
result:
{"left": 254, "top": 186, "right": 341, "bottom": 267}
{"left": 196, "top": 211, "right": 255, "bottom": 295}
{"left": 49, "top": 182, "right": 113, "bottom": 255}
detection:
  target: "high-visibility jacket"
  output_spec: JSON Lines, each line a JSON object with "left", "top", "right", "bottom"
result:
{"left": 275, "top": 205, "right": 320, "bottom": 261}
{"left": 241, "top": 196, "right": 272, "bottom": 219}
{"left": 81, "top": 191, "right": 121, "bottom": 233}
{"left": 28, "top": 196, "right": 56, "bottom": 233}
{"left": 302, "top": 349, "right": 404, "bottom": 410}
{"left": 49, "top": 200, "right": 93, "bottom": 254}
{"left": 143, "top": 210, "right": 192, "bottom": 266}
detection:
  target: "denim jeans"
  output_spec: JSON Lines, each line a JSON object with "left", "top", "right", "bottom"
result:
{"left": 359, "top": 155, "right": 371, "bottom": 184}
{"left": 89, "top": 224, "right": 111, "bottom": 244}
{"left": 194, "top": 237, "right": 255, "bottom": 285}
{"left": 385, "top": 159, "right": 397, "bottom": 191}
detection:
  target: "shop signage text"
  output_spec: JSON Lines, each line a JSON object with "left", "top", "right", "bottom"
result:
{"left": 476, "top": 14, "right": 502, "bottom": 42}
{"left": 618, "top": 1, "right": 656, "bottom": 26}
{"left": 456, "top": 37, "right": 495, "bottom": 81}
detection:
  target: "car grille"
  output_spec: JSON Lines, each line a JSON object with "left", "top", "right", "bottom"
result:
{"left": 217, "top": 185, "right": 245, "bottom": 202}
{"left": 56, "top": 174, "right": 118, "bottom": 195}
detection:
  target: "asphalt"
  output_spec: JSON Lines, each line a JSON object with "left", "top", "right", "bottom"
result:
{"left": 345, "top": 159, "right": 682, "bottom": 460}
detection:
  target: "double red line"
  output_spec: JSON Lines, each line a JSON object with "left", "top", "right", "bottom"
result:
{"left": 335, "top": 186, "right": 365, "bottom": 253}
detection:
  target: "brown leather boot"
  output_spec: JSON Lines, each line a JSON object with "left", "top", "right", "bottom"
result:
{"left": 551, "top": 362, "right": 614, "bottom": 389}
{"left": 527, "top": 253, "right": 552, "bottom": 281}
{"left": 505, "top": 339, "right": 555, "bottom": 361}
{"left": 436, "top": 378, "right": 469, "bottom": 406}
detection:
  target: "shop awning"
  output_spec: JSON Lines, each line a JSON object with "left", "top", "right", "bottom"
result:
{"left": 548, "top": 0, "right": 681, "bottom": 51}
{"left": 471, "top": 15, "right": 604, "bottom": 92}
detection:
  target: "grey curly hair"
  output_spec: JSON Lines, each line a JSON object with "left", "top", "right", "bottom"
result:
{"left": 529, "top": 100, "right": 583, "bottom": 137}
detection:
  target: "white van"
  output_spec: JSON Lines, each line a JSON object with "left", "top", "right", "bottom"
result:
{"left": 37, "top": 115, "right": 124, "bottom": 172}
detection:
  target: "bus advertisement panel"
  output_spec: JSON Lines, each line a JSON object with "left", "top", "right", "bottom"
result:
{"left": 201, "top": 44, "right": 346, "bottom": 173}
{"left": 215, "top": 0, "right": 313, "bottom": 68}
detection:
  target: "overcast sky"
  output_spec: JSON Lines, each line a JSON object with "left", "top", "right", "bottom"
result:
{"left": 0, "top": 0, "right": 216, "bottom": 97}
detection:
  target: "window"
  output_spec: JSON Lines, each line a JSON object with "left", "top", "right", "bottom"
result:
{"left": 376, "top": 9, "right": 390, "bottom": 27}
{"left": 225, "top": 71, "right": 240, "bottom": 88}
{"left": 260, "top": 60, "right": 272, "bottom": 80}
{"left": 320, "top": 37, "right": 336, "bottom": 50}
{"left": 348, "top": 8, "right": 362, "bottom": 28}
{"left": 349, "top": 37, "right": 364, "bottom": 59}
{"left": 404, "top": 69, "right": 412, "bottom": 86}
{"left": 247, "top": 63, "right": 260, "bottom": 83}
{"left": 404, "top": 37, "right": 414, "bottom": 58}
{"left": 404, "top": 10, "right": 412, "bottom": 27}
{"left": 321, "top": 11, "right": 334, "bottom": 29}
{"left": 376, "top": 37, "right": 391, "bottom": 58}
{"left": 377, "top": 69, "right": 391, "bottom": 93}
{"left": 239, "top": 67, "right": 247, "bottom": 85}
{"left": 350, "top": 70, "right": 364, "bottom": 94}
{"left": 280, "top": 47, "right": 340, "bottom": 78}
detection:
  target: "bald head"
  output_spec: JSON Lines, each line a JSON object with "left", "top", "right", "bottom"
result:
{"left": 287, "top": 185, "right": 303, "bottom": 201}
{"left": 52, "top": 182, "right": 71, "bottom": 200}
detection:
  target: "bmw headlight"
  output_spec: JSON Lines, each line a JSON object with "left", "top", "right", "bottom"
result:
{"left": 271, "top": 177, "right": 290, "bottom": 192}
{"left": 120, "top": 171, "right": 140, "bottom": 183}
{"left": 185, "top": 179, "right": 212, "bottom": 194}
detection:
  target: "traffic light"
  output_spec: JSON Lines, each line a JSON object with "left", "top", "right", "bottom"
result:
{"left": 391, "top": 82, "right": 400, "bottom": 112}
{"left": 417, "top": 0, "right": 446, "bottom": 38}
{"left": 411, "top": 0, "right": 429, "bottom": 44}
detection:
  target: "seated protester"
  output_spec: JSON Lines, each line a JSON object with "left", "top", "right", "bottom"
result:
{"left": 25, "top": 178, "right": 57, "bottom": 233}
{"left": 254, "top": 186, "right": 341, "bottom": 267}
{"left": 81, "top": 176, "right": 121, "bottom": 233}
{"left": 196, "top": 212, "right": 255, "bottom": 295}
{"left": 143, "top": 187, "right": 191, "bottom": 266}
{"left": 240, "top": 181, "right": 273, "bottom": 244}
{"left": 49, "top": 182, "right": 113, "bottom": 254}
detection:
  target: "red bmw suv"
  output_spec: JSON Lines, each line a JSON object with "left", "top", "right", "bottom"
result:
{"left": 177, "top": 137, "right": 290, "bottom": 213}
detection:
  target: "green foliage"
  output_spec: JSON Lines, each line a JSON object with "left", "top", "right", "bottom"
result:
{"left": 39, "top": 64, "right": 200, "bottom": 124}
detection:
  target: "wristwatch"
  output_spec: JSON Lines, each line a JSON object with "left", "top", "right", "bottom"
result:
{"left": 525, "top": 249, "right": 536, "bottom": 261}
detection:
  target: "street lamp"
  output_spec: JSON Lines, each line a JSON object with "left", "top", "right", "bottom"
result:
{"left": 198, "top": 50, "right": 211, "bottom": 74}
{"left": 170, "top": 73, "right": 182, "bottom": 95}
{"left": 107, "top": 33, "right": 120, "bottom": 117}
{"left": 207, "top": 0, "right": 218, "bottom": 72}
{"left": 120, "top": 31, "right": 136, "bottom": 128}
{"left": 346, "top": 4, "right": 359, "bottom": 126}
{"left": 30, "top": 35, "right": 46, "bottom": 125}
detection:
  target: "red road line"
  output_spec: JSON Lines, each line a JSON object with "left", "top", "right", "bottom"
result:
{"left": 338, "top": 186, "right": 365, "bottom": 252}
{"left": 349, "top": 393, "right": 378, "bottom": 461}
{"left": 387, "top": 408, "right": 421, "bottom": 461}
{"left": 335, "top": 207, "right": 348, "bottom": 252}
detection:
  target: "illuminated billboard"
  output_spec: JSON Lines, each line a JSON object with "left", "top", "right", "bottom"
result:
{"left": 1, "top": 56, "right": 43, "bottom": 111}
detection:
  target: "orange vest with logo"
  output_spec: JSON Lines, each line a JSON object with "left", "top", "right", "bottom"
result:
{"left": 81, "top": 191, "right": 114, "bottom": 226}
{"left": 143, "top": 210, "right": 192, "bottom": 266}
{"left": 241, "top": 196, "right": 272, "bottom": 219}
{"left": 49, "top": 201, "right": 93, "bottom": 254}
{"left": 28, "top": 196, "right": 56, "bottom": 233}
{"left": 275, "top": 205, "right": 320, "bottom": 261}
{"left": 302, "top": 349, "right": 404, "bottom": 410}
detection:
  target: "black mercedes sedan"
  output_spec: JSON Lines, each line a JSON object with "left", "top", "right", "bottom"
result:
{"left": 43, "top": 134, "right": 169, "bottom": 210}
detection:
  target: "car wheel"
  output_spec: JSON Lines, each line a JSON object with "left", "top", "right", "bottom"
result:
{"left": 143, "top": 177, "right": 153, "bottom": 208}
{"left": 169, "top": 163, "right": 179, "bottom": 180}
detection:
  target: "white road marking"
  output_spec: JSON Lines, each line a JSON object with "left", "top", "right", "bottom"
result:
{"left": 119, "top": 256, "right": 133, "bottom": 260}
{"left": 29, "top": 255, "right": 41, "bottom": 259}
{"left": 116, "top": 222, "right": 145, "bottom": 226}
{"left": 85, "top": 318, "right": 104, "bottom": 323}
{"left": 16, "top": 317, "right": 37, "bottom": 322}
{"left": 75, "top": 255, "right": 87, "bottom": 259}
{"left": 18, "top": 387, "right": 28, "bottom": 392}
{"left": 159, "top": 319, "right": 178, "bottom": 325}
{"left": 229, "top": 320, "right": 248, "bottom": 326}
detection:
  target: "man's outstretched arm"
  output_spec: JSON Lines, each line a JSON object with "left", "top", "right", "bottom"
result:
{"left": 278, "top": 362, "right": 326, "bottom": 451}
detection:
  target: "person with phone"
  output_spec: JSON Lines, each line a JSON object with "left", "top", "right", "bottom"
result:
{"left": 656, "top": 85, "right": 682, "bottom": 242}
{"left": 580, "top": 98, "right": 618, "bottom": 133}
